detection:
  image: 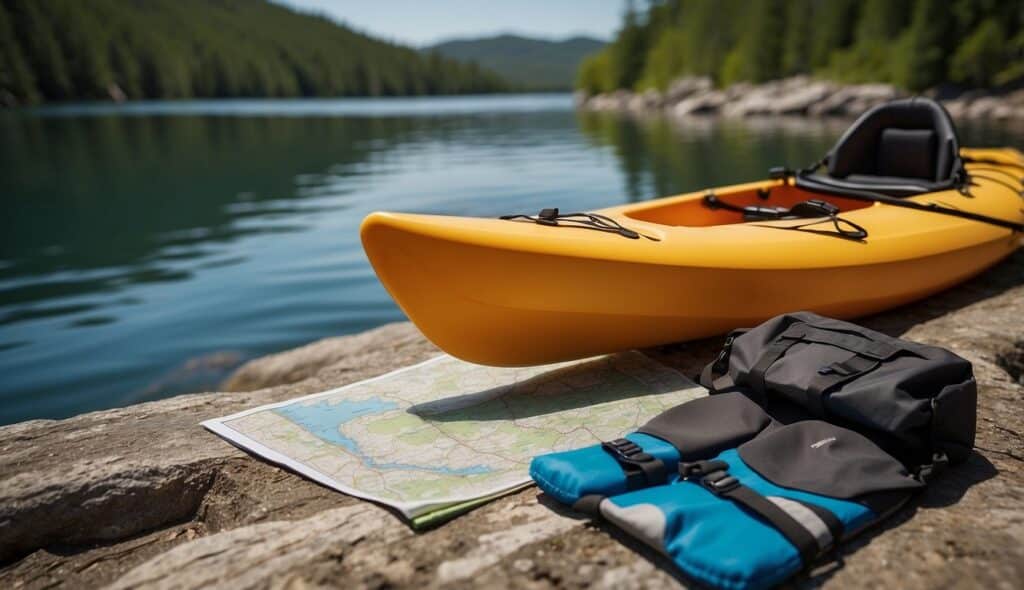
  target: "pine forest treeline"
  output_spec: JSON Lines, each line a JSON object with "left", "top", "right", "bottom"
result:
{"left": 0, "top": 0, "right": 508, "bottom": 105}
{"left": 578, "top": 0, "right": 1024, "bottom": 95}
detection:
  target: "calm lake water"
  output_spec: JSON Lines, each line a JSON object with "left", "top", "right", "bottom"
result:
{"left": 2, "top": 94, "right": 1021, "bottom": 425}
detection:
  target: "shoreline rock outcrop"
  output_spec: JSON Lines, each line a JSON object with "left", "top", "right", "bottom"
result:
{"left": 576, "top": 76, "right": 1024, "bottom": 120}
{"left": 3, "top": 251, "right": 1024, "bottom": 588}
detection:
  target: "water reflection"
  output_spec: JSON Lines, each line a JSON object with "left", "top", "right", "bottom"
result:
{"left": 578, "top": 111, "right": 1024, "bottom": 203}
{"left": 1, "top": 96, "right": 1020, "bottom": 425}
{"left": 577, "top": 111, "right": 851, "bottom": 201}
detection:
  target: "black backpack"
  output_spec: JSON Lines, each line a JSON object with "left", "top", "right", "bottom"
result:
{"left": 700, "top": 311, "right": 976, "bottom": 477}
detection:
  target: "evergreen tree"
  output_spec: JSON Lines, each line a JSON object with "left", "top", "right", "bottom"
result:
{"left": 0, "top": 3, "right": 38, "bottom": 104}
{"left": 680, "top": 0, "right": 742, "bottom": 81}
{"left": 949, "top": 18, "right": 1008, "bottom": 87}
{"left": 808, "top": 0, "right": 859, "bottom": 70}
{"left": 824, "top": 0, "right": 912, "bottom": 83}
{"left": 720, "top": 0, "right": 785, "bottom": 85}
{"left": 0, "top": 0, "right": 508, "bottom": 104}
{"left": 575, "top": 0, "right": 1022, "bottom": 93}
{"left": 7, "top": 0, "right": 74, "bottom": 99}
{"left": 781, "top": 0, "right": 814, "bottom": 76}
{"left": 609, "top": 1, "right": 648, "bottom": 90}
{"left": 892, "top": 0, "right": 955, "bottom": 91}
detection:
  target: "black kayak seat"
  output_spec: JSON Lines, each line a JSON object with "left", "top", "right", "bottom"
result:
{"left": 802, "top": 97, "right": 963, "bottom": 197}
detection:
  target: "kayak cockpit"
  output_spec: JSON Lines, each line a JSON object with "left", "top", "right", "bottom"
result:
{"left": 622, "top": 183, "right": 873, "bottom": 227}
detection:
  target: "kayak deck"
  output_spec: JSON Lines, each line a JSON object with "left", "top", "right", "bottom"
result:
{"left": 361, "top": 147, "right": 1023, "bottom": 366}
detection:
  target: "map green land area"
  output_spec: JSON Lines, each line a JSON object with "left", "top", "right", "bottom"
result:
{"left": 204, "top": 351, "right": 704, "bottom": 527}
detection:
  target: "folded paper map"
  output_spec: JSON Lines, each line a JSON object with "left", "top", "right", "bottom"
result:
{"left": 203, "top": 351, "right": 704, "bottom": 528}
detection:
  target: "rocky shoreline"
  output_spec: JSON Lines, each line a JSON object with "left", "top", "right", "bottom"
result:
{"left": 3, "top": 253, "right": 1024, "bottom": 588}
{"left": 576, "top": 76, "right": 1024, "bottom": 120}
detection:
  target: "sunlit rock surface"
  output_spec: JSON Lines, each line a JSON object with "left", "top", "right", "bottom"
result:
{"left": 3, "top": 252, "right": 1024, "bottom": 589}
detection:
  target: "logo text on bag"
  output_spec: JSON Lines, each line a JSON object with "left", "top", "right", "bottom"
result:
{"left": 810, "top": 437, "right": 837, "bottom": 449}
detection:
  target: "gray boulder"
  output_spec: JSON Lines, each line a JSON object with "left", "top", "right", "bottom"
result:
{"left": 664, "top": 76, "right": 713, "bottom": 104}
{"left": 672, "top": 89, "right": 729, "bottom": 116}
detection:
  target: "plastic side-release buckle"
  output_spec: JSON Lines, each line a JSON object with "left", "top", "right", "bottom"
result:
{"left": 602, "top": 438, "right": 658, "bottom": 466}
{"left": 701, "top": 470, "right": 740, "bottom": 494}
{"left": 678, "top": 459, "right": 728, "bottom": 478}
{"left": 602, "top": 438, "right": 666, "bottom": 489}
{"left": 712, "top": 336, "right": 736, "bottom": 374}
{"left": 916, "top": 451, "right": 950, "bottom": 484}
{"left": 602, "top": 438, "right": 651, "bottom": 461}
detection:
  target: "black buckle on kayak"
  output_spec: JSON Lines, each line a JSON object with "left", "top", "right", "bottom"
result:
{"left": 790, "top": 199, "right": 839, "bottom": 218}
{"left": 537, "top": 208, "right": 559, "bottom": 226}
{"left": 701, "top": 469, "right": 740, "bottom": 494}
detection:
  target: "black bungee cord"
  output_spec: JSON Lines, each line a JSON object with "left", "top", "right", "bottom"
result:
{"left": 499, "top": 208, "right": 660, "bottom": 241}
{"left": 703, "top": 193, "right": 869, "bottom": 240}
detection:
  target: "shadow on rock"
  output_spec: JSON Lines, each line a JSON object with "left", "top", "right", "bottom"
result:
{"left": 537, "top": 450, "right": 997, "bottom": 590}
{"left": 917, "top": 450, "right": 998, "bottom": 509}
{"left": 862, "top": 248, "right": 1024, "bottom": 337}
{"left": 407, "top": 352, "right": 695, "bottom": 423}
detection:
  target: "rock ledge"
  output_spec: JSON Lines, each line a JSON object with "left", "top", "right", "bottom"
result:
{"left": 2, "top": 252, "right": 1024, "bottom": 589}
{"left": 577, "top": 75, "right": 1024, "bottom": 121}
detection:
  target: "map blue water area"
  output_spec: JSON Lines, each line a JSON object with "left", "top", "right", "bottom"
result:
{"left": 272, "top": 397, "right": 492, "bottom": 475}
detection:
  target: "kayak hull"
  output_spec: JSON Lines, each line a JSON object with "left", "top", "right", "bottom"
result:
{"left": 361, "top": 147, "right": 1024, "bottom": 366}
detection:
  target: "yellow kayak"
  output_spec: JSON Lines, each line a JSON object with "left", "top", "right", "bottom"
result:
{"left": 362, "top": 100, "right": 1023, "bottom": 366}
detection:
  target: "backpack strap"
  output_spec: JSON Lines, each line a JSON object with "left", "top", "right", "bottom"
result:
{"left": 794, "top": 326, "right": 903, "bottom": 361}
{"left": 700, "top": 329, "right": 749, "bottom": 393}
{"left": 914, "top": 451, "right": 950, "bottom": 484}
{"left": 748, "top": 323, "right": 809, "bottom": 398}
{"left": 748, "top": 322, "right": 906, "bottom": 405}
{"left": 804, "top": 354, "right": 881, "bottom": 417}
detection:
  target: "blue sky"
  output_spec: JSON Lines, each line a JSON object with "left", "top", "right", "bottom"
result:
{"left": 274, "top": 0, "right": 623, "bottom": 46}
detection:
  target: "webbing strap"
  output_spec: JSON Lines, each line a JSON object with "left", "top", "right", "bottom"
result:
{"left": 748, "top": 327, "right": 806, "bottom": 397}
{"left": 795, "top": 172, "right": 1024, "bottom": 233}
{"left": 601, "top": 438, "right": 667, "bottom": 490}
{"left": 749, "top": 322, "right": 902, "bottom": 402}
{"left": 805, "top": 354, "right": 881, "bottom": 417}
{"left": 698, "top": 469, "right": 820, "bottom": 565}
{"left": 699, "top": 361, "right": 739, "bottom": 394}
{"left": 700, "top": 329, "right": 748, "bottom": 393}
{"left": 791, "top": 325, "right": 901, "bottom": 360}
{"left": 794, "top": 498, "right": 845, "bottom": 543}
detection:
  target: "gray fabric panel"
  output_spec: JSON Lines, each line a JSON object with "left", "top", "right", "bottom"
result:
{"left": 767, "top": 496, "right": 833, "bottom": 550}
{"left": 638, "top": 392, "right": 773, "bottom": 461}
{"left": 599, "top": 500, "right": 667, "bottom": 555}
{"left": 738, "top": 421, "right": 923, "bottom": 501}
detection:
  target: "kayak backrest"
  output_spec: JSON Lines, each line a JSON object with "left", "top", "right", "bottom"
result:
{"left": 821, "top": 97, "right": 962, "bottom": 195}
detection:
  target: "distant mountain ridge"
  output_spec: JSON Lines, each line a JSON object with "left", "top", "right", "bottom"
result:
{"left": 426, "top": 34, "right": 606, "bottom": 91}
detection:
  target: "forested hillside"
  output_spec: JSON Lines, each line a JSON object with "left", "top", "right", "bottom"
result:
{"left": 0, "top": 0, "right": 508, "bottom": 105}
{"left": 428, "top": 35, "right": 605, "bottom": 90}
{"left": 578, "top": 0, "right": 1024, "bottom": 94}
